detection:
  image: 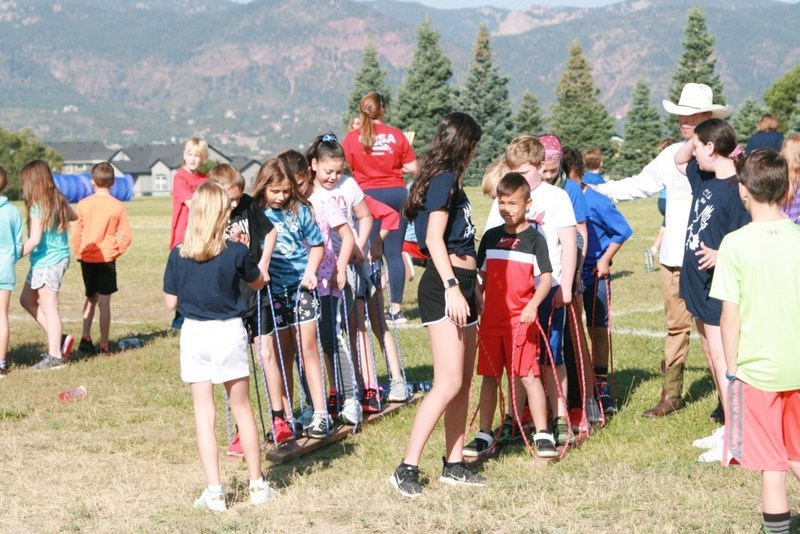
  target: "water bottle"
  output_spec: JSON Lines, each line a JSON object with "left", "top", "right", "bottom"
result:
{"left": 117, "top": 337, "right": 144, "bottom": 350}
{"left": 58, "top": 385, "right": 87, "bottom": 402}
{"left": 415, "top": 381, "right": 433, "bottom": 393}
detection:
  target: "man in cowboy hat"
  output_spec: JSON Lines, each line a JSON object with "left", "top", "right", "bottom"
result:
{"left": 593, "top": 83, "right": 730, "bottom": 418}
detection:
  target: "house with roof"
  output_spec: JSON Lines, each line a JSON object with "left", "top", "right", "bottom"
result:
{"left": 48, "top": 142, "right": 117, "bottom": 175}
{"left": 229, "top": 155, "right": 261, "bottom": 192}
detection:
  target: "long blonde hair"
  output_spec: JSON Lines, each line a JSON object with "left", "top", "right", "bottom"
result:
{"left": 21, "top": 160, "right": 71, "bottom": 233}
{"left": 179, "top": 181, "right": 230, "bottom": 262}
{"left": 782, "top": 135, "right": 800, "bottom": 209}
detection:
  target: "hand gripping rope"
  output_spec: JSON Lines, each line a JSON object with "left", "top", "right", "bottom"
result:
{"left": 354, "top": 265, "right": 382, "bottom": 412}
{"left": 265, "top": 285, "right": 299, "bottom": 439}
{"left": 371, "top": 259, "right": 410, "bottom": 397}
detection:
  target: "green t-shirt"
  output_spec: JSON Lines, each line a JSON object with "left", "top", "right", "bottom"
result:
{"left": 29, "top": 204, "right": 70, "bottom": 267}
{"left": 710, "top": 218, "right": 800, "bottom": 391}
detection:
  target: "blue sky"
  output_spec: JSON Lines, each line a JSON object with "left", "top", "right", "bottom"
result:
{"left": 233, "top": 0, "right": 798, "bottom": 7}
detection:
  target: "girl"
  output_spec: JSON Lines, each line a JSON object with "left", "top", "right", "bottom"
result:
{"left": 675, "top": 118, "right": 750, "bottom": 462}
{"left": 251, "top": 159, "right": 330, "bottom": 439}
{"left": 390, "top": 112, "right": 484, "bottom": 498}
{"left": 780, "top": 135, "right": 800, "bottom": 224}
{"left": 162, "top": 182, "right": 274, "bottom": 511}
{"left": 19, "top": 160, "right": 78, "bottom": 370}
{"left": 0, "top": 166, "right": 23, "bottom": 377}
{"left": 343, "top": 91, "right": 417, "bottom": 322}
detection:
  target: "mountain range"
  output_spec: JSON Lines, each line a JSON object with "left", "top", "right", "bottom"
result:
{"left": 0, "top": 0, "right": 797, "bottom": 158}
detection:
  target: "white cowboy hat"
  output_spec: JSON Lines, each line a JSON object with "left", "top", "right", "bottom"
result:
{"left": 662, "top": 83, "right": 730, "bottom": 119}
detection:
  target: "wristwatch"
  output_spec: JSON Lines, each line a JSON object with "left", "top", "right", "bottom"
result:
{"left": 444, "top": 278, "right": 459, "bottom": 289}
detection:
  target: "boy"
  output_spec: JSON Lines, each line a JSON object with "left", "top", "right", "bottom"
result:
{"left": 710, "top": 149, "right": 800, "bottom": 534}
{"left": 582, "top": 147, "right": 605, "bottom": 185}
{"left": 485, "top": 136, "right": 578, "bottom": 446}
{"left": 465, "top": 173, "right": 554, "bottom": 459}
{"left": 168, "top": 137, "right": 208, "bottom": 330}
{"left": 72, "top": 162, "right": 133, "bottom": 354}
{"left": 207, "top": 163, "right": 279, "bottom": 453}
{"left": 578, "top": 173, "right": 633, "bottom": 414}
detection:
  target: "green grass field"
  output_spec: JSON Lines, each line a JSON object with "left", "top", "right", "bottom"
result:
{"left": 0, "top": 190, "right": 794, "bottom": 532}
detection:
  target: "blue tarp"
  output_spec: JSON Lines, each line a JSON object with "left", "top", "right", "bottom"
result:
{"left": 53, "top": 173, "right": 134, "bottom": 203}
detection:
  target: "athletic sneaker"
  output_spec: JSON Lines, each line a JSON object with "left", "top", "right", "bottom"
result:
{"left": 439, "top": 458, "right": 487, "bottom": 487}
{"left": 78, "top": 337, "right": 97, "bottom": 355}
{"left": 226, "top": 433, "right": 244, "bottom": 458}
{"left": 596, "top": 380, "right": 618, "bottom": 415}
{"left": 327, "top": 392, "right": 342, "bottom": 417}
{"left": 272, "top": 416, "right": 294, "bottom": 445}
{"left": 692, "top": 427, "right": 724, "bottom": 450}
{"left": 698, "top": 439, "right": 724, "bottom": 463}
{"left": 61, "top": 335, "right": 75, "bottom": 361}
{"left": 98, "top": 344, "right": 111, "bottom": 355}
{"left": 249, "top": 478, "right": 278, "bottom": 505}
{"left": 385, "top": 310, "right": 408, "bottom": 325}
{"left": 307, "top": 413, "right": 332, "bottom": 439}
{"left": 387, "top": 379, "right": 410, "bottom": 402}
{"left": 361, "top": 388, "right": 381, "bottom": 414}
{"left": 32, "top": 354, "right": 66, "bottom": 371}
{"left": 339, "top": 398, "right": 362, "bottom": 426}
{"left": 552, "top": 416, "right": 574, "bottom": 446}
{"left": 193, "top": 487, "right": 227, "bottom": 512}
{"left": 585, "top": 396, "right": 603, "bottom": 424}
{"left": 463, "top": 431, "right": 495, "bottom": 458}
{"left": 533, "top": 432, "right": 558, "bottom": 458}
{"left": 494, "top": 415, "right": 521, "bottom": 447}
{"left": 389, "top": 463, "right": 422, "bottom": 498}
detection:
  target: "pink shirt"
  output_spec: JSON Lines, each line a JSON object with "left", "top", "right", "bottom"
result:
{"left": 308, "top": 188, "right": 348, "bottom": 297}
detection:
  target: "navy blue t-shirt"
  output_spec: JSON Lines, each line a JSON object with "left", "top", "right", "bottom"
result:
{"left": 414, "top": 172, "right": 476, "bottom": 258}
{"left": 163, "top": 241, "right": 261, "bottom": 321}
{"left": 679, "top": 160, "right": 750, "bottom": 325}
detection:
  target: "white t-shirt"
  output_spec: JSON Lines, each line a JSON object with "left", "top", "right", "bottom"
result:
{"left": 327, "top": 175, "right": 365, "bottom": 253}
{"left": 485, "top": 181, "right": 576, "bottom": 288}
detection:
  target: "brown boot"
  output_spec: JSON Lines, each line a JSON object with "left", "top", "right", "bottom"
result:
{"left": 642, "top": 391, "right": 685, "bottom": 418}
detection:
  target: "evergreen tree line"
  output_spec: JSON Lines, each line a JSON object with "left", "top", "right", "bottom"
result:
{"left": 345, "top": 8, "right": 800, "bottom": 184}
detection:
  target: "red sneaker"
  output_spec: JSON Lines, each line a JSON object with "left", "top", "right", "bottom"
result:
{"left": 226, "top": 433, "right": 244, "bottom": 458}
{"left": 272, "top": 416, "right": 294, "bottom": 445}
{"left": 361, "top": 388, "right": 381, "bottom": 414}
{"left": 61, "top": 335, "right": 75, "bottom": 361}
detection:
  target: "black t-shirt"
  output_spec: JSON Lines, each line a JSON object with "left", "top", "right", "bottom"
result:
{"left": 163, "top": 241, "right": 261, "bottom": 321}
{"left": 414, "top": 172, "right": 477, "bottom": 258}
{"left": 227, "top": 193, "right": 274, "bottom": 261}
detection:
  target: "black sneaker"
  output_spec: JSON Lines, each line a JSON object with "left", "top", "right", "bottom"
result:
{"left": 439, "top": 458, "right": 487, "bottom": 487}
{"left": 533, "top": 432, "right": 558, "bottom": 458}
{"left": 709, "top": 400, "right": 725, "bottom": 424}
{"left": 389, "top": 463, "right": 422, "bottom": 498}
{"left": 78, "top": 338, "right": 97, "bottom": 355}
{"left": 0, "top": 365, "right": 7, "bottom": 379}
{"left": 596, "top": 380, "right": 618, "bottom": 415}
{"left": 463, "top": 431, "right": 495, "bottom": 458}
{"left": 385, "top": 310, "right": 408, "bottom": 324}
{"left": 32, "top": 354, "right": 67, "bottom": 371}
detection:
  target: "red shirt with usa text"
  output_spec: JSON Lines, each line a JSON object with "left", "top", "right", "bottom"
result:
{"left": 478, "top": 225, "right": 552, "bottom": 335}
{"left": 342, "top": 123, "right": 415, "bottom": 190}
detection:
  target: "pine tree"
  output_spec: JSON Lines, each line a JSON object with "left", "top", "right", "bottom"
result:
{"left": 393, "top": 18, "right": 455, "bottom": 151}
{"left": 665, "top": 7, "right": 726, "bottom": 136}
{"left": 731, "top": 96, "right": 765, "bottom": 146}
{"left": 617, "top": 81, "right": 663, "bottom": 177}
{"left": 513, "top": 90, "right": 545, "bottom": 136}
{"left": 458, "top": 24, "right": 513, "bottom": 185}
{"left": 344, "top": 39, "right": 392, "bottom": 129}
{"left": 550, "top": 43, "right": 616, "bottom": 157}
{"left": 764, "top": 64, "right": 800, "bottom": 131}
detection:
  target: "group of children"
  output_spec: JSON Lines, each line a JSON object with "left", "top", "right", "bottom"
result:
{"left": 0, "top": 160, "right": 131, "bottom": 378}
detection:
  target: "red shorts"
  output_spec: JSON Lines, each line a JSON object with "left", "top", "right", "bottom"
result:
{"left": 477, "top": 326, "right": 540, "bottom": 378}
{"left": 402, "top": 241, "right": 427, "bottom": 261}
{"left": 724, "top": 379, "right": 800, "bottom": 471}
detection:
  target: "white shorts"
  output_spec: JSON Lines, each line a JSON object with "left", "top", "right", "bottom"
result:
{"left": 26, "top": 258, "right": 70, "bottom": 292}
{"left": 180, "top": 317, "right": 250, "bottom": 384}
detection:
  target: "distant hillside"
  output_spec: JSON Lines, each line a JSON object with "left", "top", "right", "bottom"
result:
{"left": 0, "top": 0, "right": 796, "bottom": 157}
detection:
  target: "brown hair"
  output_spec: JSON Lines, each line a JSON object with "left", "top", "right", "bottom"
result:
{"left": 658, "top": 137, "right": 676, "bottom": 153}
{"left": 91, "top": 162, "right": 115, "bottom": 188}
{"left": 358, "top": 91, "right": 386, "bottom": 152}
{"left": 504, "top": 135, "right": 545, "bottom": 170}
{"left": 757, "top": 113, "right": 780, "bottom": 132}
{"left": 0, "top": 166, "right": 7, "bottom": 194}
{"left": 584, "top": 147, "right": 602, "bottom": 171}
{"left": 208, "top": 163, "right": 245, "bottom": 191}
{"left": 496, "top": 172, "right": 531, "bottom": 199}
{"left": 21, "top": 160, "right": 72, "bottom": 233}
{"left": 736, "top": 149, "right": 788, "bottom": 205}
{"left": 251, "top": 158, "right": 310, "bottom": 215}
{"left": 561, "top": 146, "right": 585, "bottom": 179}
{"left": 781, "top": 135, "right": 800, "bottom": 209}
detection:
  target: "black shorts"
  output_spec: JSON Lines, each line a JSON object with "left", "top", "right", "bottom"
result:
{"left": 418, "top": 265, "right": 478, "bottom": 326}
{"left": 80, "top": 260, "right": 118, "bottom": 297}
{"left": 245, "top": 288, "right": 275, "bottom": 338}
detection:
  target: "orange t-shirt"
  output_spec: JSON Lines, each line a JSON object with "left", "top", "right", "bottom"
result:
{"left": 71, "top": 193, "right": 132, "bottom": 263}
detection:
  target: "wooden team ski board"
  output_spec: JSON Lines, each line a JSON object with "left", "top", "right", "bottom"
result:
{"left": 262, "top": 393, "right": 423, "bottom": 464}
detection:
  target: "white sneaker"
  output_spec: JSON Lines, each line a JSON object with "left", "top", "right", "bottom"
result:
{"left": 193, "top": 488, "right": 227, "bottom": 511}
{"left": 249, "top": 478, "right": 278, "bottom": 505}
{"left": 387, "top": 379, "right": 410, "bottom": 402}
{"left": 697, "top": 440, "right": 724, "bottom": 463}
{"left": 692, "top": 427, "right": 724, "bottom": 449}
{"left": 340, "top": 397, "right": 362, "bottom": 426}
{"left": 307, "top": 413, "right": 332, "bottom": 439}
